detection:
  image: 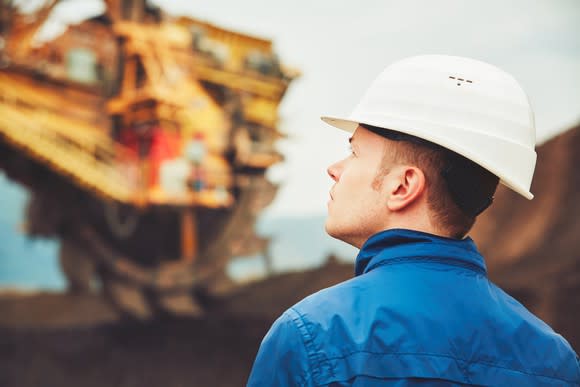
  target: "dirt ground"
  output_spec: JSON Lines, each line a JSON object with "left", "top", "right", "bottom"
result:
{"left": 0, "top": 261, "right": 352, "bottom": 387}
{"left": 0, "top": 315, "right": 272, "bottom": 387}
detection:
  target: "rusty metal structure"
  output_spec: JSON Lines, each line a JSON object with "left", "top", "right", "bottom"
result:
{"left": 0, "top": 0, "right": 297, "bottom": 318}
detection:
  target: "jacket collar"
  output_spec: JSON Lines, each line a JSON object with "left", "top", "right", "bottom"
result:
{"left": 355, "top": 228, "right": 487, "bottom": 276}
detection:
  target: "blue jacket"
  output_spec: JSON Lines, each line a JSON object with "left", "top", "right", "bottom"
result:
{"left": 247, "top": 229, "right": 580, "bottom": 386}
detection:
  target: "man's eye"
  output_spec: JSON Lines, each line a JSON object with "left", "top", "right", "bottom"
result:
{"left": 348, "top": 145, "right": 356, "bottom": 156}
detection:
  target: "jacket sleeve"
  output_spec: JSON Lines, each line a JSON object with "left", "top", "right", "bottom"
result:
{"left": 247, "top": 309, "right": 312, "bottom": 387}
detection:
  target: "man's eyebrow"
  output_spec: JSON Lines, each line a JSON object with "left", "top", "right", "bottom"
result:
{"left": 349, "top": 137, "right": 353, "bottom": 144}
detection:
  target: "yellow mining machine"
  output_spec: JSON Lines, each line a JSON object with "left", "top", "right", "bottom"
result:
{"left": 0, "top": 0, "right": 298, "bottom": 318}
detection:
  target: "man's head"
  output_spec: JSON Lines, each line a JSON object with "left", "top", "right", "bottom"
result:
{"left": 326, "top": 124, "right": 499, "bottom": 247}
{"left": 322, "top": 55, "right": 537, "bottom": 248}
{"left": 325, "top": 124, "right": 499, "bottom": 247}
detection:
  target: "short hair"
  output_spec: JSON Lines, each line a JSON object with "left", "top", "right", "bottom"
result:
{"left": 361, "top": 124, "right": 499, "bottom": 238}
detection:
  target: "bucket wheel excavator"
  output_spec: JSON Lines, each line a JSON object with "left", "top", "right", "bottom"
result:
{"left": 0, "top": 0, "right": 298, "bottom": 318}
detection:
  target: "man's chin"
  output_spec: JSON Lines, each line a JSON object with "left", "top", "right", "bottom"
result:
{"left": 324, "top": 220, "right": 363, "bottom": 248}
{"left": 324, "top": 219, "right": 336, "bottom": 237}
{"left": 324, "top": 219, "right": 344, "bottom": 241}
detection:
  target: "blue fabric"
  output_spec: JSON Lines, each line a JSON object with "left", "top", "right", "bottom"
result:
{"left": 247, "top": 229, "right": 580, "bottom": 386}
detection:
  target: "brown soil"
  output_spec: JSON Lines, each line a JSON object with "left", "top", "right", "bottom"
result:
{"left": 0, "top": 314, "right": 270, "bottom": 387}
{"left": 0, "top": 261, "right": 353, "bottom": 387}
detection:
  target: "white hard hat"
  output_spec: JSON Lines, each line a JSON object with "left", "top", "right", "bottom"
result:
{"left": 321, "top": 55, "right": 537, "bottom": 200}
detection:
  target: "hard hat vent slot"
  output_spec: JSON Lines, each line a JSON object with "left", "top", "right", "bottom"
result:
{"left": 449, "top": 76, "right": 473, "bottom": 86}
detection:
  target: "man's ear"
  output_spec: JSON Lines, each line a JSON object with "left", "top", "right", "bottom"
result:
{"left": 386, "top": 166, "right": 426, "bottom": 211}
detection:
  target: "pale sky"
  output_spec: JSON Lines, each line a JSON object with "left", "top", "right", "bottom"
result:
{"left": 26, "top": 0, "right": 580, "bottom": 217}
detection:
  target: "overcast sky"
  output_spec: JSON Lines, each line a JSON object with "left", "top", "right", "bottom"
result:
{"left": 27, "top": 0, "right": 580, "bottom": 217}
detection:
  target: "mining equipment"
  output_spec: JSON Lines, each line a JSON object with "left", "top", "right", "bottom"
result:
{"left": 0, "top": 0, "right": 298, "bottom": 318}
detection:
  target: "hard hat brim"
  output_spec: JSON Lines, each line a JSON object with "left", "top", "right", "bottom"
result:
{"left": 320, "top": 115, "right": 534, "bottom": 200}
{"left": 320, "top": 116, "right": 359, "bottom": 133}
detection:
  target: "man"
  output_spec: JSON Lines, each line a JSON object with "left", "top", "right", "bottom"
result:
{"left": 247, "top": 55, "right": 580, "bottom": 386}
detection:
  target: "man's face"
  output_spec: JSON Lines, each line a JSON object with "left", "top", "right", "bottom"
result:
{"left": 325, "top": 126, "right": 395, "bottom": 248}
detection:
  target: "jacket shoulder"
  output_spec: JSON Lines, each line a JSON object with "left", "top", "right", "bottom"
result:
{"left": 291, "top": 274, "right": 371, "bottom": 315}
{"left": 247, "top": 309, "right": 313, "bottom": 386}
{"left": 286, "top": 270, "right": 580, "bottom": 386}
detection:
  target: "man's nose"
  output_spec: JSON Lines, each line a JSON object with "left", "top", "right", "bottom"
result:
{"left": 327, "top": 161, "right": 342, "bottom": 182}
